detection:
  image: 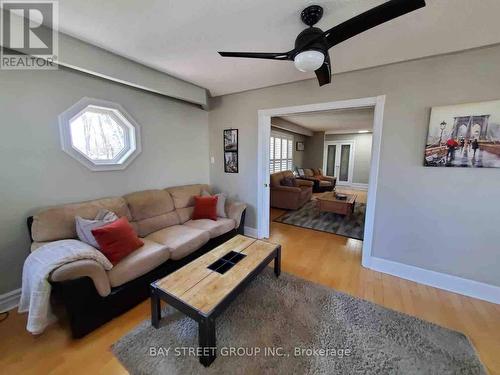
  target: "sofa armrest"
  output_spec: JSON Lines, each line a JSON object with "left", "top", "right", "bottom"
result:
{"left": 226, "top": 200, "right": 247, "bottom": 228}
{"left": 50, "top": 260, "right": 111, "bottom": 297}
{"left": 296, "top": 179, "right": 314, "bottom": 187}
{"left": 320, "top": 176, "right": 336, "bottom": 183}
{"left": 271, "top": 185, "right": 301, "bottom": 193}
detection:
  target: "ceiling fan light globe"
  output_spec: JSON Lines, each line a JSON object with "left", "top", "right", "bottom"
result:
{"left": 294, "top": 50, "right": 324, "bottom": 72}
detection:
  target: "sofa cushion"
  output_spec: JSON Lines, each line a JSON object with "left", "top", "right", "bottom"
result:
{"left": 184, "top": 218, "right": 235, "bottom": 238}
{"left": 107, "top": 239, "right": 170, "bottom": 287}
{"left": 134, "top": 212, "right": 180, "bottom": 237}
{"left": 91, "top": 217, "right": 144, "bottom": 265}
{"left": 304, "top": 169, "right": 314, "bottom": 177}
{"left": 192, "top": 196, "right": 218, "bottom": 221}
{"left": 75, "top": 209, "right": 118, "bottom": 249}
{"left": 124, "top": 189, "right": 174, "bottom": 220}
{"left": 124, "top": 189, "right": 179, "bottom": 237}
{"left": 167, "top": 184, "right": 211, "bottom": 209}
{"left": 201, "top": 190, "right": 227, "bottom": 218}
{"left": 281, "top": 176, "right": 297, "bottom": 187}
{"left": 145, "top": 225, "right": 210, "bottom": 260}
{"left": 31, "top": 197, "right": 131, "bottom": 243}
{"left": 270, "top": 170, "right": 295, "bottom": 188}
{"left": 176, "top": 207, "right": 194, "bottom": 224}
{"left": 319, "top": 180, "right": 333, "bottom": 187}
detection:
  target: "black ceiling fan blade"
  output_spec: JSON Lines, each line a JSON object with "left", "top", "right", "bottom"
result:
{"left": 218, "top": 51, "right": 293, "bottom": 61}
{"left": 315, "top": 54, "right": 331, "bottom": 86}
{"left": 323, "top": 0, "right": 426, "bottom": 48}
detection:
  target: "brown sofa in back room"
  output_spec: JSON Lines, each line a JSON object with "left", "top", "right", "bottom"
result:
{"left": 270, "top": 171, "right": 313, "bottom": 210}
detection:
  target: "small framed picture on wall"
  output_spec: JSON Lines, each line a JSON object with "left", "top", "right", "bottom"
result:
{"left": 224, "top": 151, "right": 238, "bottom": 173}
{"left": 224, "top": 128, "right": 239, "bottom": 173}
{"left": 296, "top": 141, "right": 305, "bottom": 151}
{"left": 223, "top": 129, "right": 238, "bottom": 151}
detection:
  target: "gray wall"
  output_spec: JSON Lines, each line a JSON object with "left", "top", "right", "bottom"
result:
{"left": 303, "top": 132, "right": 325, "bottom": 169}
{"left": 0, "top": 67, "right": 209, "bottom": 294}
{"left": 209, "top": 44, "right": 500, "bottom": 287}
{"left": 270, "top": 126, "right": 306, "bottom": 169}
{"left": 325, "top": 133, "right": 373, "bottom": 184}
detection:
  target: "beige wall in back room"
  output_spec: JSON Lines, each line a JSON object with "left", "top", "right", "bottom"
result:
{"left": 208, "top": 44, "right": 500, "bottom": 287}
{"left": 0, "top": 67, "right": 209, "bottom": 294}
{"left": 302, "top": 132, "right": 325, "bottom": 169}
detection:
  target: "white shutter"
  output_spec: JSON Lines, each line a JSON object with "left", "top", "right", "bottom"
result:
{"left": 270, "top": 132, "right": 294, "bottom": 173}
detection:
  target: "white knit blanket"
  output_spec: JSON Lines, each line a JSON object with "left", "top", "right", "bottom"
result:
{"left": 18, "top": 239, "right": 113, "bottom": 335}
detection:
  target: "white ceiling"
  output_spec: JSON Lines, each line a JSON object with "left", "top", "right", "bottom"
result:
{"left": 279, "top": 107, "right": 374, "bottom": 133}
{"left": 53, "top": 0, "right": 500, "bottom": 96}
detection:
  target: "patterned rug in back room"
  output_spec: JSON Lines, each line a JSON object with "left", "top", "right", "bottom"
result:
{"left": 274, "top": 200, "right": 366, "bottom": 240}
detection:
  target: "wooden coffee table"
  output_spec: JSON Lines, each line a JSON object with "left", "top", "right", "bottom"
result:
{"left": 150, "top": 235, "right": 281, "bottom": 367}
{"left": 316, "top": 191, "right": 357, "bottom": 216}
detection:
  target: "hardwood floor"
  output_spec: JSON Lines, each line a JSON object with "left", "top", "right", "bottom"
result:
{"left": 1, "top": 188, "right": 499, "bottom": 374}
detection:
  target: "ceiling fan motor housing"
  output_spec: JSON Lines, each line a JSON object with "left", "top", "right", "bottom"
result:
{"left": 294, "top": 27, "right": 328, "bottom": 58}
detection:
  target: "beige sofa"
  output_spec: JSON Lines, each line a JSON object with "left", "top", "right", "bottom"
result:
{"left": 28, "top": 184, "right": 246, "bottom": 337}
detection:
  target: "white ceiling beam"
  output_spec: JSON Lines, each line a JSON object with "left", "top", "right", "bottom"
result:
{"left": 0, "top": 9, "right": 208, "bottom": 108}
{"left": 271, "top": 117, "right": 314, "bottom": 136}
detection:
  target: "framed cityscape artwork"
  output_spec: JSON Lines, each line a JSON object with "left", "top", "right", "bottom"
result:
{"left": 224, "top": 129, "right": 238, "bottom": 173}
{"left": 424, "top": 99, "right": 500, "bottom": 168}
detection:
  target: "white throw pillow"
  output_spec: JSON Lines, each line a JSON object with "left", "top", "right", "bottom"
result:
{"left": 75, "top": 209, "right": 118, "bottom": 249}
{"left": 201, "top": 190, "right": 227, "bottom": 218}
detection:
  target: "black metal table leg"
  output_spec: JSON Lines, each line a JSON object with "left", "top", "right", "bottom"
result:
{"left": 199, "top": 316, "right": 216, "bottom": 367}
{"left": 274, "top": 246, "right": 281, "bottom": 277}
{"left": 151, "top": 288, "right": 161, "bottom": 329}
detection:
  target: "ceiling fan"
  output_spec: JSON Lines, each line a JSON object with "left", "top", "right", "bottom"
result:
{"left": 218, "top": 0, "right": 426, "bottom": 86}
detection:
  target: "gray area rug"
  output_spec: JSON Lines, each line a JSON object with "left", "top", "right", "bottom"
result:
{"left": 112, "top": 269, "right": 485, "bottom": 374}
{"left": 274, "top": 200, "right": 366, "bottom": 240}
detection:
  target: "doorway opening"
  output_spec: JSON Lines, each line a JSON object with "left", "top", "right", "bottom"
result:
{"left": 257, "top": 96, "right": 385, "bottom": 267}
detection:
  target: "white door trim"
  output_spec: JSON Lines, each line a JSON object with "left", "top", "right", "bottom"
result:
{"left": 322, "top": 140, "right": 355, "bottom": 185}
{"left": 257, "top": 95, "right": 386, "bottom": 269}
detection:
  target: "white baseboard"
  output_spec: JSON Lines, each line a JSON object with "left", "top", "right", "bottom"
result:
{"left": 367, "top": 256, "right": 500, "bottom": 305}
{"left": 0, "top": 288, "right": 21, "bottom": 313}
{"left": 244, "top": 226, "right": 258, "bottom": 238}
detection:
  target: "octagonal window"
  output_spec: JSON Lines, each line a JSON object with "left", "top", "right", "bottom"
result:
{"left": 59, "top": 98, "right": 141, "bottom": 171}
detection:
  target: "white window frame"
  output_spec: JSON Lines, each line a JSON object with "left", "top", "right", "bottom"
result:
{"left": 270, "top": 131, "right": 293, "bottom": 173}
{"left": 58, "top": 97, "right": 142, "bottom": 171}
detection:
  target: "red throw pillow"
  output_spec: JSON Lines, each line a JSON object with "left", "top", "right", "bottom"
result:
{"left": 192, "top": 195, "right": 218, "bottom": 221}
{"left": 91, "top": 217, "right": 144, "bottom": 264}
